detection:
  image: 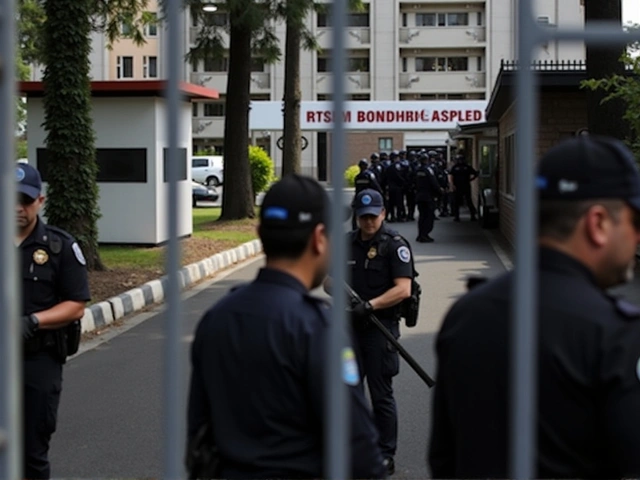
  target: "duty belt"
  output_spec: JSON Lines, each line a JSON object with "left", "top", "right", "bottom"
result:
{"left": 24, "top": 331, "right": 57, "bottom": 356}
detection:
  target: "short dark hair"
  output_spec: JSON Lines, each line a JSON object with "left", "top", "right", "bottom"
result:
{"left": 258, "top": 225, "right": 318, "bottom": 260}
{"left": 539, "top": 199, "right": 624, "bottom": 240}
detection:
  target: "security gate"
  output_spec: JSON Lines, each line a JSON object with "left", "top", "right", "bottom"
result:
{"left": 2, "top": 0, "right": 640, "bottom": 478}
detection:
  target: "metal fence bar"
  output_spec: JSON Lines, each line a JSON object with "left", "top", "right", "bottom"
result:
{"left": 162, "top": 0, "right": 184, "bottom": 477}
{"left": 0, "top": 0, "right": 22, "bottom": 477}
{"left": 511, "top": 2, "right": 539, "bottom": 478}
{"left": 326, "top": 0, "right": 349, "bottom": 477}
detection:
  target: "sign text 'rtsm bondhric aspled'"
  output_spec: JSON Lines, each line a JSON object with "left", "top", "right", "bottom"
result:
{"left": 305, "top": 108, "right": 483, "bottom": 125}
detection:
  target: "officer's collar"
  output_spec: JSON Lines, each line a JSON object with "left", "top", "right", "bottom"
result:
{"left": 256, "top": 267, "right": 308, "bottom": 295}
{"left": 22, "top": 217, "right": 49, "bottom": 247}
{"left": 539, "top": 247, "right": 598, "bottom": 285}
{"left": 356, "top": 225, "right": 388, "bottom": 246}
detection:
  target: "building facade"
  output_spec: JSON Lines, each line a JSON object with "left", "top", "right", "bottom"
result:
{"left": 29, "top": 0, "right": 586, "bottom": 180}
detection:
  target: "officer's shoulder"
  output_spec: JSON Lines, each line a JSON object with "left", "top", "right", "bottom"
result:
{"left": 606, "top": 295, "right": 640, "bottom": 321}
{"left": 381, "top": 227, "right": 407, "bottom": 245}
{"left": 44, "top": 224, "right": 75, "bottom": 242}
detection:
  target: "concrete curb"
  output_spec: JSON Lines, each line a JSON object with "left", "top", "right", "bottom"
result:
{"left": 79, "top": 239, "right": 263, "bottom": 333}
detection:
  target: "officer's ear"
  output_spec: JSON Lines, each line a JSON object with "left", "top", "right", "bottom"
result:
{"left": 310, "top": 223, "right": 329, "bottom": 256}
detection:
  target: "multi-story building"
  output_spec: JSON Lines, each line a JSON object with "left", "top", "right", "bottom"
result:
{"left": 29, "top": 0, "right": 586, "bottom": 179}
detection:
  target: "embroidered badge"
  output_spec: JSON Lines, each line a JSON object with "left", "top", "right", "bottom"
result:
{"left": 72, "top": 242, "right": 86, "bottom": 266}
{"left": 16, "top": 167, "right": 25, "bottom": 182}
{"left": 33, "top": 249, "right": 48, "bottom": 265}
{"left": 342, "top": 347, "right": 360, "bottom": 386}
{"left": 361, "top": 194, "right": 372, "bottom": 205}
{"left": 397, "top": 246, "right": 411, "bottom": 263}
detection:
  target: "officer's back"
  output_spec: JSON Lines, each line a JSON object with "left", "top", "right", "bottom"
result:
{"left": 429, "top": 137, "right": 640, "bottom": 479}
{"left": 188, "top": 175, "right": 385, "bottom": 479}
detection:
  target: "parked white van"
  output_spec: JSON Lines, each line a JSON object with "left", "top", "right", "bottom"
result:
{"left": 192, "top": 156, "right": 224, "bottom": 186}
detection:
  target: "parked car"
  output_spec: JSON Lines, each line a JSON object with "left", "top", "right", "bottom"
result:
{"left": 192, "top": 181, "right": 219, "bottom": 207}
{"left": 192, "top": 155, "right": 224, "bottom": 186}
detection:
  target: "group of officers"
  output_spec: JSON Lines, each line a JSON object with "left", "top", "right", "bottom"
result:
{"left": 16, "top": 135, "right": 640, "bottom": 479}
{"left": 352, "top": 148, "right": 479, "bottom": 243}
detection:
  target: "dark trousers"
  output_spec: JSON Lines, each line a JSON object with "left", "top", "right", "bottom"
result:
{"left": 405, "top": 190, "right": 416, "bottom": 219}
{"left": 417, "top": 201, "right": 435, "bottom": 238}
{"left": 388, "top": 186, "right": 404, "bottom": 221}
{"left": 453, "top": 186, "right": 477, "bottom": 219}
{"left": 353, "top": 320, "right": 400, "bottom": 458}
{"left": 24, "top": 352, "right": 63, "bottom": 479}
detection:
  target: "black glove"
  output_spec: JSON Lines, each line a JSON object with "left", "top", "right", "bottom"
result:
{"left": 22, "top": 314, "right": 39, "bottom": 340}
{"left": 348, "top": 298, "right": 373, "bottom": 318}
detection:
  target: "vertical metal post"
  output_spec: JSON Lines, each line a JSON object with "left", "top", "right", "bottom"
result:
{"left": 163, "top": 0, "right": 184, "bottom": 477}
{"left": 326, "top": 0, "right": 349, "bottom": 478}
{"left": 0, "top": 0, "right": 21, "bottom": 478}
{"left": 510, "top": 2, "right": 539, "bottom": 479}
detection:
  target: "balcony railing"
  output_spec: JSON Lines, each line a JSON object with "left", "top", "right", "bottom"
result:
{"left": 192, "top": 117, "right": 225, "bottom": 138}
{"left": 316, "top": 27, "right": 371, "bottom": 48}
{"left": 399, "top": 26, "right": 486, "bottom": 47}
{"left": 190, "top": 72, "right": 271, "bottom": 93}
{"left": 398, "top": 71, "right": 486, "bottom": 91}
{"left": 315, "top": 72, "right": 371, "bottom": 94}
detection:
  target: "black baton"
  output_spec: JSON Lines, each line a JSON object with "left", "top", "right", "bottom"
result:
{"left": 344, "top": 282, "right": 436, "bottom": 388}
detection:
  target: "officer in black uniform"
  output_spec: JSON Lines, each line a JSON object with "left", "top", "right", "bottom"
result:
{"left": 352, "top": 159, "right": 383, "bottom": 229}
{"left": 347, "top": 189, "right": 413, "bottom": 476}
{"left": 415, "top": 154, "right": 443, "bottom": 243}
{"left": 385, "top": 152, "right": 407, "bottom": 222}
{"left": 429, "top": 136, "right": 640, "bottom": 479}
{"left": 403, "top": 151, "right": 418, "bottom": 221}
{"left": 17, "top": 164, "right": 91, "bottom": 479}
{"left": 449, "top": 154, "right": 478, "bottom": 221}
{"left": 187, "top": 174, "right": 386, "bottom": 479}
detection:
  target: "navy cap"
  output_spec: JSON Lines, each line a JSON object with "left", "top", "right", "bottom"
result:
{"left": 358, "top": 159, "right": 368, "bottom": 168}
{"left": 260, "top": 174, "right": 329, "bottom": 231}
{"left": 16, "top": 163, "right": 42, "bottom": 199}
{"left": 537, "top": 136, "right": 640, "bottom": 210}
{"left": 353, "top": 189, "right": 384, "bottom": 217}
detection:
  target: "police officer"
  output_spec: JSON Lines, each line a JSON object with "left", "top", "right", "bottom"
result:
{"left": 429, "top": 136, "right": 640, "bottom": 478}
{"left": 346, "top": 188, "right": 413, "bottom": 476}
{"left": 385, "top": 151, "right": 407, "bottom": 222}
{"left": 449, "top": 153, "right": 478, "bottom": 221}
{"left": 187, "top": 175, "right": 386, "bottom": 479}
{"left": 17, "top": 164, "right": 90, "bottom": 479}
{"left": 415, "top": 154, "right": 443, "bottom": 243}
{"left": 403, "top": 151, "right": 418, "bottom": 221}
{"left": 352, "top": 159, "right": 383, "bottom": 229}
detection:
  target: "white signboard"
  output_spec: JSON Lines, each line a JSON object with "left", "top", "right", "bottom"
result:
{"left": 249, "top": 101, "right": 487, "bottom": 131}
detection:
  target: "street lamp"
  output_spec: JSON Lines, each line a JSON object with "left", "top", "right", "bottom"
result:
{"left": 202, "top": 1, "right": 218, "bottom": 12}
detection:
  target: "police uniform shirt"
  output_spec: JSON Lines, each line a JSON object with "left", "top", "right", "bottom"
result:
{"left": 450, "top": 163, "right": 478, "bottom": 187}
{"left": 187, "top": 268, "right": 385, "bottom": 479}
{"left": 429, "top": 248, "right": 640, "bottom": 479}
{"left": 21, "top": 217, "right": 91, "bottom": 317}
{"left": 348, "top": 226, "right": 413, "bottom": 319}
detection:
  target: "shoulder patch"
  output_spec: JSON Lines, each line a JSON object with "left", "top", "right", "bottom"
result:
{"left": 71, "top": 242, "right": 86, "bottom": 266}
{"left": 342, "top": 347, "right": 360, "bottom": 386}
{"left": 397, "top": 245, "right": 411, "bottom": 263}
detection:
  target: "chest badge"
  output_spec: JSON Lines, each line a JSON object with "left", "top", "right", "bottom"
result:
{"left": 367, "top": 247, "right": 377, "bottom": 259}
{"left": 33, "top": 249, "right": 49, "bottom": 265}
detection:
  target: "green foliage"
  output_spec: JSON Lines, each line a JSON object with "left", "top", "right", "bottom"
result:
{"left": 194, "top": 146, "right": 219, "bottom": 155}
{"left": 249, "top": 145, "right": 275, "bottom": 194}
{"left": 581, "top": 24, "right": 640, "bottom": 158}
{"left": 42, "top": 0, "right": 102, "bottom": 270}
{"left": 16, "top": 139, "right": 28, "bottom": 160}
{"left": 344, "top": 165, "right": 359, "bottom": 187}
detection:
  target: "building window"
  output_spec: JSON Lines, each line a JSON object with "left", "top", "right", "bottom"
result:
{"left": 204, "top": 102, "right": 225, "bottom": 117}
{"left": 379, "top": 138, "right": 393, "bottom": 152}
{"left": 416, "top": 13, "right": 436, "bottom": 26}
{"left": 317, "top": 56, "right": 369, "bottom": 72}
{"left": 251, "top": 57, "right": 265, "bottom": 72}
{"left": 205, "top": 12, "right": 229, "bottom": 27}
{"left": 447, "top": 13, "right": 469, "bottom": 26}
{"left": 416, "top": 57, "right": 446, "bottom": 72}
{"left": 143, "top": 56, "right": 158, "bottom": 78}
{"left": 120, "top": 21, "right": 132, "bottom": 36}
{"left": 317, "top": 8, "right": 369, "bottom": 27}
{"left": 477, "top": 57, "right": 483, "bottom": 71}
{"left": 144, "top": 12, "right": 158, "bottom": 37}
{"left": 504, "top": 133, "right": 516, "bottom": 196}
{"left": 117, "top": 56, "right": 134, "bottom": 79}
{"left": 447, "top": 57, "right": 468, "bottom": 71}
{"left": 192, "top": 103, "right": 199, "bottom": 117}
{"left": 477, "top": 12, "right": 483, "bottom": 26}
{"left": 204, "top": 57, "right": 228, "bottom": 72}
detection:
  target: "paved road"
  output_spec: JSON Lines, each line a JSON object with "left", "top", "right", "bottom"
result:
{"left": 49, "top": 212, "right": 507, "bottom": 479}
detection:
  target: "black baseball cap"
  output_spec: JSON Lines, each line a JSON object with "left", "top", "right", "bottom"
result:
{"left": 260, "top": 174, "right": 329, "bottom": 231}
{"left": 358, "top": 159, "right": 368, "bottom": 168}
{"left": 537, "top": 136, "right": 640, "bottom": 210}
{"left": 353, "top": 189, "right": 384, "bottom": 217}
{"left": 16, "top": 163, "right": 42, "bottom": 199}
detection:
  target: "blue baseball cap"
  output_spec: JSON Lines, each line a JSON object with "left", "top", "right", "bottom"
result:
{"left": 354, "top": 189, "right": 384, "bottom": 217}
{"left": 16, "top": 163, "right": 42, "bottom": 200}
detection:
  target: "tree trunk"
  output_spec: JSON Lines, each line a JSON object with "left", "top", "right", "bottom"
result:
{"left": 282, "top": 9, "right": 302, "bottom": 176}
{"left": 219, "top": 6, "right": 255, "bottom": 220}
{"left": 584, "top": 0, "right": 627, "bottom": 139}
{"left": 42, "top": 0, "right": 105, "bottom": 271}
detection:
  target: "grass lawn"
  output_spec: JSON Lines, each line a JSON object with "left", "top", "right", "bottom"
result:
{"left": 98, "top": 207, "right": 259, "bottom": 270}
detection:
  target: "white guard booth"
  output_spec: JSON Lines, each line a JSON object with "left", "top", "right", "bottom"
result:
{"left": 20, "top": 80, "right": 219, "bottom": 245}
